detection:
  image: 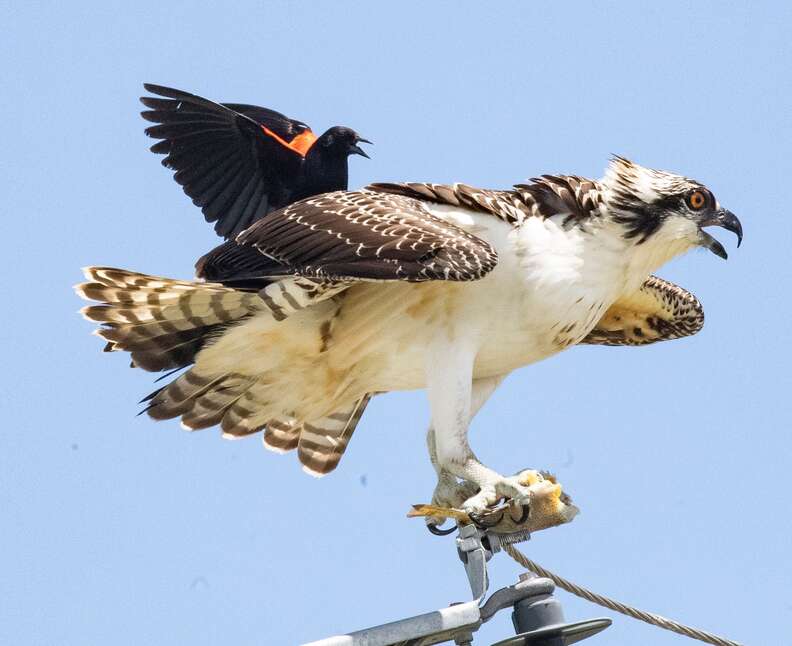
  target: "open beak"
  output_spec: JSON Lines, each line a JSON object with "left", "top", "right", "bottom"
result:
{"left": 698, "top": 209, "right": 743, "bottom": 260}
{"left": 350, "top": 138, "right": 372, "bottom": 159}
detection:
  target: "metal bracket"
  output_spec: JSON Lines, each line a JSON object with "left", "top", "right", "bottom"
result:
{"left": 302, "top": 525, "right": 611, "bottom": 646}
{"left": 456, "top": 523, "right": 493, "bottom": 601}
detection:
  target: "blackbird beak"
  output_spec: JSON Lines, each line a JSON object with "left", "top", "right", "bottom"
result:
{"left": 697, "top": 209, "right": 743, "bottom": 260}
{"left": 349, "top": 137, "right": 372, "bottom": 159}
{"left": 349, "top": 143, "right": 370, "bottom": 159}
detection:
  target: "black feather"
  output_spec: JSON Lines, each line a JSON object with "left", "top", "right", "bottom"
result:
{"left": 141, "top": 83, "right": 368, "bottom": 239}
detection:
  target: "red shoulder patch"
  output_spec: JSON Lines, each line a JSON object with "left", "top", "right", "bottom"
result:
{"left": 288, "top": 130, "right": 318, "bottom": 156}
{"left": 261, "top": 126, "right": 318, "bottom": 157}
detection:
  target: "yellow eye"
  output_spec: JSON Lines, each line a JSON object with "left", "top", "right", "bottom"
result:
{"left": 687, "top": 190, "right": 707, "bottom": 210}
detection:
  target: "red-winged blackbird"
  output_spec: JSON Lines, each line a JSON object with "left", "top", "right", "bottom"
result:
{"left": 140, "top": 83, "right": 371, "bottom": 239}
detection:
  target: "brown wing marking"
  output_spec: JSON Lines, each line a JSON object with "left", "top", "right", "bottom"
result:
{"left": 581, "top": 275, "right": 704, "bottom": 346}
{"left": 368, "top": 176, "right": 604, "bottom": 227}
{"left": 235, "top": 191, "right": 499, "bottom": 283}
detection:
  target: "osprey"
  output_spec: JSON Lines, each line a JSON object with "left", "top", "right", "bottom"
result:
{"left": 76, "top": 157, "right": 742, "bottom": 516}
{"left": 141, "top": 84, "right": 371, "bottom": 238}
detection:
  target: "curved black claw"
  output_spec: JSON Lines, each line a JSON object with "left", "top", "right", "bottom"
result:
{"left": 469, "top": 508, "right": 505, "bottom": 529}
{"left": 427, "top": 521, "right": 458, "bottom": 536}
{"left": 509, "top": 504, "right": 530, "bottom": 525}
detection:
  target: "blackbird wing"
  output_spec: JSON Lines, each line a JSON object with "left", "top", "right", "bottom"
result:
{"left": 141, "top": 84, "right": 317, "bottom": 238}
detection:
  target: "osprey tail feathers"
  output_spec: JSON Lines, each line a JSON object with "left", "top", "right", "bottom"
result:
{"left": 76, "top": 266, "right": 370, "bottom": 475}
{"left": 142, "top": 368, "right": 371, "bottom": 475}
{"left": 259, "top": 394, "right": 373, "bottom": 475}
{"left": 296, "top": 394, "right": 372, "bottom": 476}
{"left": 76, "top": 266, "right": 262, "bottom": 371}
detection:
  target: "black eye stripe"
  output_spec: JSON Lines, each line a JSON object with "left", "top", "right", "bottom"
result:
{"left": 653, "top": 194, "right": 684, "bottom": 210}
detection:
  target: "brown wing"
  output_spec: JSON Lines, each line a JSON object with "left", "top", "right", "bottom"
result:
{"left": 581, "top": 276, "right": 704, "bottom": 346}
{"left": 368, "top": 176, "right": 604, "bottom": 226}
{"left": 199, "top": 190, "right": 498, "bottom": 284}
{"left": 367, "top": 182, "right": 523, "bottom": 221}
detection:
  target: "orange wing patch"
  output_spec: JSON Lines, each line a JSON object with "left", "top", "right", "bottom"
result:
{"left": 261, "top": 126, "right": 318, "bottom": 157}
{"left": 288, "top": 130, "right": 319, "bottom": 156}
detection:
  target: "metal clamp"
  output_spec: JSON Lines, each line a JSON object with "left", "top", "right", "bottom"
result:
{"left": 302, "top": 525, "right": 610, "bottom": 646}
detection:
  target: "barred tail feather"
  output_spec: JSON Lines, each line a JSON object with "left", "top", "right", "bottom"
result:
{"left": 263, "top": 420, "right": 302, "bottom": 453}
{"left": 76, "top": 266, "right": 373, "bottom": 475}
{"left": 298, "top": 394, "right": 372, "bottom": 476}
{"left": 76, "top": 266, "right": 262, "bottom": 371}
{"left": 141, "top": 371, "right": 372, "bottom": 475}
{"left": 144, "top": 371, "right": 247, "bottom": 421}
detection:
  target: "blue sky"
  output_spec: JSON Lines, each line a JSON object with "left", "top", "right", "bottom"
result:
{"left": 2, "top": 2, "right": 790, "bottom": 645}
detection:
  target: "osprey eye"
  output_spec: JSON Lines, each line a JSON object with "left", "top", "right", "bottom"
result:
{"left": 687, "top": 190, "right": 708, "bottom": 210}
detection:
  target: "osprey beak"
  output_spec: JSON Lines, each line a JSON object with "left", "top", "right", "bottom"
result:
{"left": 698, "top": 209, "right": 743, "bottom": 260}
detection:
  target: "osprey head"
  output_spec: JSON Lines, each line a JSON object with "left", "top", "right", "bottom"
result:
{"left": 603, "top": 156, "right": 742, "bottom": 259}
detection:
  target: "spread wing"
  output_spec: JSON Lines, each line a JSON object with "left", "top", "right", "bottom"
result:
{"left": 582, "top": 276, "right": 704, "bottom": 346}
{"left": 141, "top": 84, "right": 318, "bottom": 239}
{"left": 195, "top": 190, "right": 498, "bottom": 284}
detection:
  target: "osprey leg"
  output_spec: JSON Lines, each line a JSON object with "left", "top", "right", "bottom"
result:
{"left": 425, "top": 340, "right": 534, "bottom": 514}
{"left": 426, "top": 374, "right": 507, "bottom": 522}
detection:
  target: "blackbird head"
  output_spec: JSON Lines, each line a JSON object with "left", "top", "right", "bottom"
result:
{"left": 317, "top": 126, "right": 372, "bottom": 159}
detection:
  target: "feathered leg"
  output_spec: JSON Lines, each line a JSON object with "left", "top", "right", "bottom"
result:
{"left": 425, "top": 339, "right": 536, "bottom": 514}
{"left": 426, "top": 374, "right": 506, "bottom": 520}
